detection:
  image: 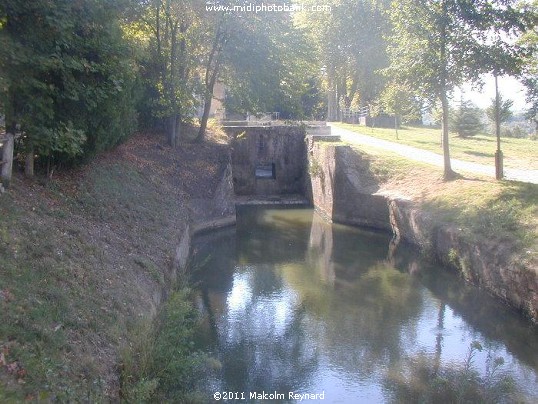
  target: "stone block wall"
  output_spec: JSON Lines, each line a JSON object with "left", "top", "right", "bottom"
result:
{"left": 226, "top": 126, "right": 308, "bottom": 196}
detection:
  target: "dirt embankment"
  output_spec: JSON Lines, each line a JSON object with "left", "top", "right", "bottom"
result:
{"left": 0, "top": 132, "right": 233, "bottom": 400}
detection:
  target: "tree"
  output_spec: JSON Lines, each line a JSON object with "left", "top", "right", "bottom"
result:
{"left": 486, "top": 95, "right": 513, "bottom": 131}
{"left": 300, "top": 77, "right": 326, "bottom": 120}
{"left": 379, "top": 82, "right": 423, "bottom": 138}
{"left": 385, "top": 0, "right": 532, "bottom": 180}
{"left": 0, "top": 0, "right": 138, "bottom": 175}
{"left": 296, "top": 0, "right": 391, "bottom": 121}
{"left": 486, "top": 79, "right": 512, "bottom": 178}
{"left": 129, "top": 0, "right": 202, "bottom": 147}
{"left": 518, "top": 0, "right": 538, "bottom": 134}
{"left": 478, "top": 11, "right": 534, "bottom": 179}
{"left": 221, "top": 2, "right": 314, "bottom": 119}
{"left": 450, "top": 100, "right": 483, "bottom": 138}
{"left": 196, "top": 11, "right": 229, "bottom": 142}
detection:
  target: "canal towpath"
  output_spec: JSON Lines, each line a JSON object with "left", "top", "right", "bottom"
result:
{"left": 327, "top": 123, "right": 538, "bottom": 185}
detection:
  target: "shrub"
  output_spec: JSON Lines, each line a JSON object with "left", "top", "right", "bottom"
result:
{"left": 450, "top": 101, "right": 484, "bottom": 138}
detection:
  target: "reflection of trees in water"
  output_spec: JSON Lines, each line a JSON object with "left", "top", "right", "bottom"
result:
{"left": 196, "top": 207, "right": 426, "bottom": 392}
{"left": 433, "top": 302, "right": 446, "bottom": 377}
{"left": 282, "top": 259, "right": 424, "bottom": 377}
{"left": 419, "top": 266, "right": 538, "bottom": 371}
{"left": 193, "top": 210, "right": 322, "bottom": 394}
{"left": 235, "top": 207, "right": 314, "bottom": 264}
{"left": 288, "top": 215, "right": 425, "bottom": 378}
{"left": 218, "top": 305, "right": 319, "bottom": 395}
{"left": 383, "top": 341, "right": 525, "bottom": 403}
{"left": 198, "top": 267, "right": 319, "bottom": 396}
{"left": 307, "top": 212, "right": 393, "bottom": 284}
{"left": 192, "top": 207, "right": 537, "bottom": 400}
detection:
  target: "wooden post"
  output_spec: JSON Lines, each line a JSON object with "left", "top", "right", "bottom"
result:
{"left": 1, "top": 133, "right": 15, "bottom": 188}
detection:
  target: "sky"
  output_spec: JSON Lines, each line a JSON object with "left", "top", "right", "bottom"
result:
{"left": 456, "top": 74, "right": 530, "bottom": 113}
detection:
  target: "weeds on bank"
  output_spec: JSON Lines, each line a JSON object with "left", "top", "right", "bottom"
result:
{"left": 0, "top": 158, "right": 189, "bottom": 400}
{"left": 77, "top": 163, "right": 166, "bottom": 228}
{"left": 120, "top": 288, "right": 208, "bottom": 402}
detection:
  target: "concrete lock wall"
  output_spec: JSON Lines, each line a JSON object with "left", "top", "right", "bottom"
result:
{"left": 225, "top": 126, "right": 308, "bottom": 196}
{"left": 306, "top": 137, "right": 538, "bottom": 323}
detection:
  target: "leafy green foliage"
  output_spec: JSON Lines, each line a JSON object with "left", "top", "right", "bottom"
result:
{"left": 379, "top": 82, "right": 423, "bottom": 126}
{"left": 300, "top": 77, "right": 327, "bottom": 120}
{"left": 37, "top": 122, "right": 86, "bottom": 159}
{"left": 450, "top": 101, "right": 484, "bottom": 138}
{"left": 486, "top": 95, "right": 513, "bottom": 130}
{"left": 297, "top": 0, "right": 391, "bottom": 120}
{"left": 120, "top": 289, "right": 207, "bottom": 402}
{"left": 385, "top": 0, "right": 532, "bottom": 178}
{"left": 222, "top": 3, "right": 316, "bottom": 119}
{"left": 518, "top": 1, "right": 538, "bottom": 131}
{"left": 0, "top": 0, "right": 138, "bottom": 166}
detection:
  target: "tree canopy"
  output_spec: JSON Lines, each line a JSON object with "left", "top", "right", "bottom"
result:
{"left": 384, "top": 0, "right": 535, "bottom": 179}
{"left": 0, "top": 0, "right": 536, "bottom": 176}
{"left": 1, "top": 0, "right": 138, "bottom": 173}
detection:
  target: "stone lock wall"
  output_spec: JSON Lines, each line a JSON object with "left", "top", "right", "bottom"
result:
{"left": 225, "top": 126, "right": 308, "bottom": 196}
{"left": 307, "top": 137, "right": 538, "bottom": 323}
{"left": 307, "top": 138, "right": 391, "bottom": 230}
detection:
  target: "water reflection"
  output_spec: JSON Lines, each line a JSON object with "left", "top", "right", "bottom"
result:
{"left": 191, "top": 206, "right": 538, "bottom": 403}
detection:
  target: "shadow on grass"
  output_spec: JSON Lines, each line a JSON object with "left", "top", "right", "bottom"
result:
{"left": 457, "top": 175, "right": 490, "bottom": 183}
{"left": 415, "top": 140, "right": 435, "bottom": 145}
{"left": 498, "top": 181, "right": 538, "bottom": 206}
{"left": 464, "top": 150, "right": 494, "bottom": 158}
{"left": 462, "top": 136, "right": 495, "bottom": 142}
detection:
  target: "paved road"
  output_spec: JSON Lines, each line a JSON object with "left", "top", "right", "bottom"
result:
{"left": 328, "top": 123, "right": 538, "bottom": 185}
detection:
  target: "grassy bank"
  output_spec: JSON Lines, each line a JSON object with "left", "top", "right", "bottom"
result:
{"left": 348, "top": 142, "right": 537, "bottom": 260}
{"left": 0, "top": 134, "right": 194, "bottom": 400}
{"left": 335, "top": 123, "right": 538, "bottom": 170}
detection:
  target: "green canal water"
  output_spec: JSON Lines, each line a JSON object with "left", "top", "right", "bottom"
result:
{"left": 190, "top": 206, "right": 538, "bottom": 403}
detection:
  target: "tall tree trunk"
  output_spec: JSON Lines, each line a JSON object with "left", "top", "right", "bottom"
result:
{"left": 494, "top": 74, "right": 503, "bottom": 180}
{"left": 25, "top": 143, "right": 34, "bottom": 178}
{"left": 175, "top": 113, "right": 182, "bottom": 144}
{"left": 169, "top": 115, "right": 178, "bottom": 148}
{"left": 167, "top": 18, "right": 179, "bottom": 147}
{"left": 198, "top": 95, "right": 212, "bottom": 143}
{"left": 440, "top": 0, "right": 454, "bottom": 180}
{"left": 440, "top": 90, "right": 453, "bottom": 180}
{"left": 336, "top": 79, "right": 346, "bottom": 121}
{"left": 327, "top": 65, "right": 337, "bottom": 121}
{"left": 197, "top": 20, "right": 225, "bottom": 143}
{"left": 197, "top": 57, "right": 222, "bottom": 143}
{"left": 156, "top": 0, "right": 162, "bottom": 61}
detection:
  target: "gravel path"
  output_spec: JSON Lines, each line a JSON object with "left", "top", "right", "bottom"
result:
{"left": 328, "top": 123, "right": 538, "bottom": 185}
